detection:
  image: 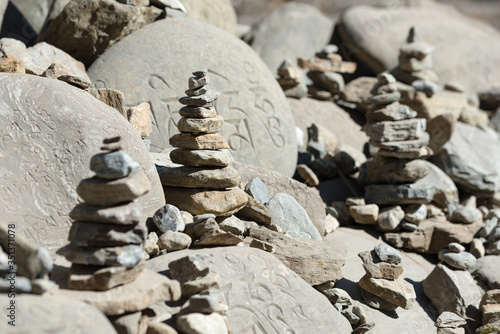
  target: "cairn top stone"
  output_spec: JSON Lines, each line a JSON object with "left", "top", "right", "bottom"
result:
{"left": 0, "top": 73, "right": 164, "bottom": 258}
{"left": 88, "top": 18, "right": 297, "bottom": 176}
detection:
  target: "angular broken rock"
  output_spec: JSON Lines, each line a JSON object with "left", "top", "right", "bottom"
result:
{"left": 438, "top": 250, "right": 477, "bottom": 270}
{"left": 360, "top": 288, "right": 398, "bottom": 312}
{"left": 358, "top": 275, "right": 416, "bottom": 309}
{"left": 358, "top": 251, "right": 403, "bottom": 280}
{"left": 377, "top": 206, "right": 404, "bottom": 231}
{"left": 158, "top": 231, "right": 192, "bottom": 251}
{"left": 90, "top": 150, "right": 140, "bottom": 180}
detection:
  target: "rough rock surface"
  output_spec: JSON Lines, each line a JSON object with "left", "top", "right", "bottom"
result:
{"left": 147, "top": 246, "right": 352, "bottom": 333}
{"left": 243, "top": 2, "right": 334, "bottom": 73}
{"left": 182, "top": 0, "right": 237, "bottom": 35}
{"left": 0, "top": 74, "right": 164, "bottom": 259}
{"left": 337, "top": 0, "right": 500, "bottom": 93}
{"left": 37, "top": 0, "right": 163, "bottom": 67}
{"left": 470, "top": 255, "right": 500, "bottom": 290}
{"left": 89, "top": 18, "right": 297, "bottom": 176}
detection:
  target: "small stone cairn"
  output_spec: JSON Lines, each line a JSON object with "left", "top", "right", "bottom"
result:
{"left": 393, "top": 27, "right": 439, "bottom": 85}
{"left": 276, "top": 59, "right": 307, "bottom": 99}
{"left": 358, "top": 243, "right": 416, "bottom": 311}
{"left": 58, "top": 137, "right": 151, "bottom": 290}
{"left": 361, "top": 72, "right": 434, "bottom": 211}
{"left": 159, "top": 69, "right": 247, "bottom": 217}
{"left": 438, "top": 242, "right": 476, "bottom": 270}
{"left": 298, "top": 44, "right": 357, "bottom": 100}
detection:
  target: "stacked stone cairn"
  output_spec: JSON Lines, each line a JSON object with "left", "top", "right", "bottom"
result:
{"left": 298, "top": 44, "right": 357, "bottom": 100}
{"left": 361, "top": 72, "right": 435, "bottom": 225}
{"left": 392, "top": 27, "right": 439, "bottom": 86}
{"left": 276, "top": 59, "right": 307, "bottom": 99}
{"left": 160, "top": 69, "right": 248, "bottom": 218}
{"left": 58, "top": 137, "right": 150, "bottom": 290}
{"left": 358, "top": 243, "right": 416, "bottom": 311}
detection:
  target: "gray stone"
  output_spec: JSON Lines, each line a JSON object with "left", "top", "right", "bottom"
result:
{"left": 90, "top": 150, "right": 140, "bottom": 179}
{"left": 375, "top": 243, "right": 402, "bottom": 264}
{"left": 266, "top": 193, "right": 322, "bottom": 240}
{"left": 159, "top": 166, "right": 241, "bottom": 189}
{"left": 58, "top": 243, "right": 143, "bottom": 268}
{"left": 321, "top": 288, "right": 353, "bottom": 306}
{"left": 68, "top": 221, "right": 146, "bottom": 247}
{"left": 37, "top": 0, "right": 163, "bottom": 67}
{"left": 158, "top": 231, "right": 192, "bottom": 251}
{"left": 358, "top": 276, "right": 416, "bottom": 309}
{"left": 177, "top": 115, "right": 224, "bottom": 134}
{"left": 337, "top": 2, "right": 500, "bottom": 93}
{"left": 469, "top": 238, "right": 486, "bottom": 259}
{"left": 181, "top": 273, "right": 220, "bottom": 298}
{"left": 358, "top": 250, "right": 403, "bottom": 280}
{"left": 436, "top": 311, "right": 467, "bottom": 328}
{"left": 188, "top": 294, "right": 221, "bottom": 314}
{"left": 364, "top": 118, "right": 427, "bottom": 143}
{"left": 88, "top": 18, "right": 297, "bottom": 176}
{"left": 0, "top": 295, "right": 118, "bottom": 333}
{"left": 70, "top": 202, "right": 142, "bottom": 225}
{"left": 192, "top": 214, "right": 217, "bottom": 225}
{"left": 451, "top": 205, "right": 482, "bottom": 224}
{"left": 361, "top": 156, "right": 429, "bottom": 185}
{"left": 377, "top": 206, "right": 405, "bottom": 231}
{"left": 153, "top": 204, "right": 185, "bottom": 233}
{"left": 423, "top": 263, "right": 482, "bottom": 325}
{"left": 364, "top": 183, "right": 435, "bottom": 206}
{"left": 448, "top": 243, "right": 466, "bottom": 253}
{"left": 31, "top": 278, "right": 57, "bottom": 294}
{"left": 367, "top": 92, "right": 401, "bottom": 106}
{"left": 218, "top": 216, "right": 247, "bottom": 236}
{"left": 169, "top": 133, "right": 229, "bottom": 150}
{"left": 360, "top": 288, "right": 398, "bottom": 312}
{"left": 179, "top": 106, "right": 217, "bottom": 118}
{"left": 177, "top": 312, "right": 229, "bottom": 334}
{"left": 438, "top": 250, "right": 477, "bottom": 270}
{"left": 0, "top": 74, "right": 165, "bottom": 258}
{"left": 307, "top": 71, "right": 345, "bottom": 94}
{"left": 244, "top": 177, "right": 269, "bottom": 204}
{"left": 147, "top": 246, "right": 352, "bottom": 333}
{"left": 77, "top": 169, "right": 151, "bottom": 206}
{"left": 170, "top": 149, "right": 232, "bottom": 167}
{"left": 433, "top": 118, "right": 500, "bottom": 199}
{"left": 168, "top": 254, "right": 215, "bottom": 285}
{"left": 242, "top": 2, "right": 333, "bottom": 73}
{"left": 404, "top": 204, "right": 428, "bottom": 224}
{"left": 178, "top": 91, "right": 220, "bottom": 107}
{"left": 370, "top": 132, "right": 430, "bottom": 151}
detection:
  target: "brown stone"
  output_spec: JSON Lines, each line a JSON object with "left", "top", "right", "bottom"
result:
{"left": 69, "top": 202, "right": 142, "bottom": 225}
{"left": 0, "top": 55, "right": 25, "bottom": 73}
{"left": 163, "top": 186, "right": 247, "bottom": 217}
{"left": 77, "top": 169, "right": 151, "bottom": 206}
{"left": 169, "top": 133, "right": 229, "bottom": 150}
{"left": 235, "top": 195, "right": 273, "bottom": 225}
{"left": 88, "top": 88, "right": 126, "bottom": 116}
{"left": 179, "top": 106, "right": 217, "bottom": 118}
{"left": 169, "top": 149, "right": 232, "bottom": 167}
{"left": 50, "top": 269, "right": 181, "bottom": 316}
{"left": 359, "top": 275, "right": 416, "bottom": 309}
{"left": 195, "top": 230, "right": 244, "bottom": 247}
{"left": 41, "top": 63, "right": 90, "bottom": 89}
{"left": 426, "top": 113, "right": 457, "bottom": 154}
{"left": 159, "top": 166, "right": 241, "bottom": 189}
{"left": 177, "top": 115, "right": 224, "bottom": 134}
{"left": 127, "top": 102, "right": 153, "bottom": 138}
{"left": 361, "top": 156, "right": 429, "bottom": 185}
{"left": 360, "top": 288, "right": 398, "bottom": 312}
{"left": 68, "top": 261, "right": 146, "bottom": 291}
{"left": 58, "top": 244, "right": 143, "bottom": 268}
{"left": 358, "top": 251, "right": 404, "bottom": 280}
{"left": 296, "top": 164, "right": 319, "bottom": 186}
{"left": 158, "top": 231, "right": 192, "bottom": 251}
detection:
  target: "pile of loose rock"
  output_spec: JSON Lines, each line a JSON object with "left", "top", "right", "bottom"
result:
{"left": 59, "top": 137, "right": 150, "bottom": 290}
{"left": 160, "top": 69, "right": 248, "bottom": 217}
{"left": 298, "top": 44, "right": 357, "bottom": 100}
{"left": 358, "top": 243, "right": 416, "bottom": 311}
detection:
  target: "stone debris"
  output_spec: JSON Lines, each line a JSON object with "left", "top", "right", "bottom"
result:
{"left": 358, "top": 243, "right": 415, "bottom": 311}
{"left": 58, "top": 137, "right": 151, "bottom": 291}
{"left": 161, "top": 70, "right": 247, "bottom": 220}
{"left": 298, "top": 44, "right": 357, "bottom": 100}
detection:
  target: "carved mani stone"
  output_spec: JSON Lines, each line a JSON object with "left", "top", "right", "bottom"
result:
{"left": 88, "top": 18, "right": 298, "bottom": 176}
{"left": 0, "top": 73, "right": 164, "bottom": 257}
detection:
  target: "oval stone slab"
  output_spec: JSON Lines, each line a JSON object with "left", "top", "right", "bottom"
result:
{"left": 0, "top": 73, "right": 164, "bottom": 257}
{"left": 88, "top": 18, "right": 297, "bottom": 176}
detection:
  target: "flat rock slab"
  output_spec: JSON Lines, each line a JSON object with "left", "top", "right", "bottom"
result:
{"left": 365, "top": 183, "right": 435, "bottom": 205}
{"left": 88, "top": 18, "right": 297, "bottom": 176}
{"left": 50, "top": 269, "right": 181, "bottom": 316}
{"left": 147, "top": 246, "right": 352, "bottom": 333}
{"left": 0, "top": 295, "right": 117, "bottom": 333}
{"left": 337, "top": 1, "right": 500, "bottom": 93}
{"left": 246, "top": 225, "right": 345, "bottom": 285}
{"left": 159, "top": 166, "right": 241, "bottom": 189}
{"left": 170, "top": 149, "right": 232, "bottom": 167}
{"left": 0, "top": 73, "right": 164, "bottom": 257}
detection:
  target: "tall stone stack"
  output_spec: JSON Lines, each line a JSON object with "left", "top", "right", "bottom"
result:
{"left": 160, "top": 69, "right": 248, "bottom": 217}
{"left": 58, "top": 137, "right": 151, "bottom": 290}
{"left": 362, "top": 72, "right": 434, "bottom": 208}
{"left": 393, "top": 27, "right": 439, "bottom": 85}
{"left": 358, "top": 244, "right": 416, "bottom": 311}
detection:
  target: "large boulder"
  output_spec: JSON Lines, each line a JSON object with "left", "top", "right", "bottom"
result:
{"left": 147, "top": 246, "right": 352, "bottom": 333}
{"left": 243, "top": 2, "right": 334, "bottom": 73}
{"left": 337, "top": 0, "right": 500, "bottom": 93}
{"left": 0, "top": 73, "right": 164, "bottom": 257}
{"left": 37, "top": 0, "right": 163, "bottom": 67}
{"left": 89, "top": 18, "right": 297, "bottom": 176}
{"left": 182, "top": 0, "right": 237, "bottom": 35}
{"left": 432, "top": 122, "right": 500, "bottom": 199}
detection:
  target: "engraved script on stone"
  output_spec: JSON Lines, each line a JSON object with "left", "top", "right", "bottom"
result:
{"left": 0, "top": 74, "right": 164, "bottom": 257}
{"left": 88, "top": 18, "right": 297, "bottom": 176}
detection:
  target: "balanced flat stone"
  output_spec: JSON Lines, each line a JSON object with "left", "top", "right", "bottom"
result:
{"left": 147, "top": 247, "right": 352, "bottom": 333}
{"left": 177, "top": 115, "right": 224, "bottom": 134}
{"left": 159, "top": 166, "right": 241, "bottom": 189}
{"left": 359, "top": 276, "right": 416, "bottom": 309}
{"left": 69, "top": 202, "right": 142, "bottom": 225}
{"left": 366, "top": 103, "right": 417, "bottom": 123}
{"left": 68, "top": 221, "right": 147, "bottom": 247}
{"left": 163, "top": 186, "right": 248, "bottom": 217}
{"left": 170, "top": 149, "right": 232, "bottom": 167}
{"left": 370, "top": 132, "right": 430, "bottom": 151}
{"left": 361, "top": 156, "right": 429, "bottom": 185}
{"left": 178, "top": 90, "right": 220, "bottom": 107}
{"left": 68, "top": 261, "right": 146, "bottom": 291}
{"left": 50, "top": 269, "right": 181, "bottom": 316}
{"left": 88, "top": 18, "right": 297, "bottom": 176}
{"left": 90, "top": 150, "right": 140, "bottom": 179}
{"left": 365, "top": 183, "right": 435, "bottom": 205}
{"left": 170, "top": 133, "right": 229, "bottom": 150}
{"left": 77, "top": 169, "right": 151, "bottom": 206}
{"left": 179, "top": 106, "right": 217, "bottom": 118}
{"left": 57, "top": 244, "right": 144, "bottom": 268}
{"left": 364, "top": 119, "right": 427, "bottom": 143}
{"left": 0, "top": 73, "right": 164, "bottom": 258}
